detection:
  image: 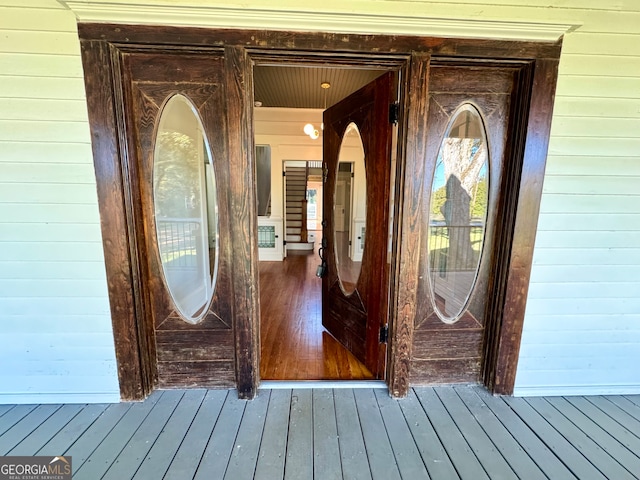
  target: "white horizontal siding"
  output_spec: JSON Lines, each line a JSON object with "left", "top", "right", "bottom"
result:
{"left": 514, "top": 1, "right": 640, "bottom": 394}
{"left": 0, "top": 2, "right": 118, "bottom": 403}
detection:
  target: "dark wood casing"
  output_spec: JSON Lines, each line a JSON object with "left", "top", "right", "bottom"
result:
{"left": 78, "top": 24, "right": 561, "bottom": 399}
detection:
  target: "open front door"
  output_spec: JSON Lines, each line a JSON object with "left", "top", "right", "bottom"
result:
{"left": 322, "top": 72, "right": 395, "bottom": 378}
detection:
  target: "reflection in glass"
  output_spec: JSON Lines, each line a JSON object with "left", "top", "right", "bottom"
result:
{"left": 335, "top": 123, "right": 366, "bottom": 295}
{"left": 428, "top": 104, "right": 489, "bottom": 321}
{"left": 154, "top": 94, "right": 218, "bottom": 323}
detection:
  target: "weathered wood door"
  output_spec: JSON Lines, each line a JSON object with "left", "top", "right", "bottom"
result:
{"left": 124, "top": 51, "right": 236, "bottom": 388}
{"left": 411, "top": 63, "right": 518, "bottom": 383}
{"left": 322, "top": 72, "right": 396, "bottom": 378}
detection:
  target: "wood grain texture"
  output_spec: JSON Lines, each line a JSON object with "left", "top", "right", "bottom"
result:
{"left": 78, "top": 25, "right": 561, "bottom": 399}
{"left": 125, "top": 50, "right": 235, "bottom": 390}
{"left": 388, "top": 53, "right": 430, "bottom": 397}
{"left": 79, "top": 39, "right": 148, "bottom": 401}
{"left": 225, "top": 45, "right": 260, "bottom": 399}
{"left": 259, "top": 254, "right": 373, "bottom": 380}
{"left": 77, "top": 23, "right": 562, "bottom": 60}
{"left": 322, "top": 72, "right": 395, "bottom": 378}
{"left": 491, "top": 58, "right": 560, "bottom": 394}
{"left": 412, "top": 62, "right": 518, "bottom": 386}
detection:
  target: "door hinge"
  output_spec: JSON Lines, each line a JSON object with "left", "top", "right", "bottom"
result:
{"left": 379, "top": 324, "right": 389, "bottom": 343}
{"left": 283, "top": 171, "right": 286, "bottom": 177}
{"left": 283, "top": 240, "right": 287, "bottom": 245}
{"left": 389, "top": 102, "right": 399, "bottom": 125}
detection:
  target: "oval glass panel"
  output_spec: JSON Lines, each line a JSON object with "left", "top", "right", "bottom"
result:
{"left": 427, "top": 104, "right": 489, "bottom": 322}
{"left": 335, "top": 122, "right": 366, "bottom": 296}
{"left": 153, "top": 94, "right": 219, "bottom": 324}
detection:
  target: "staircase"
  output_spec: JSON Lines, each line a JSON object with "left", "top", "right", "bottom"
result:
{"left": 285, "top": 166, "right": 314, "bottom": 252}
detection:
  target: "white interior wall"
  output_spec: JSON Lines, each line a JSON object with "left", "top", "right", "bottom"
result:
{"left": 0, "top": 0, "right": 119, "bottom": 403}
{"left": 254, "top": 107, "right": 324, "bottom": 221}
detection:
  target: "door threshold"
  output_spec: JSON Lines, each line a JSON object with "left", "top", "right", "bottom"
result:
{"left": 260, "top": 380, "right": 387, "bottom": 390}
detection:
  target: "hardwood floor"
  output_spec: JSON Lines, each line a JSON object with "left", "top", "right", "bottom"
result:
{"left": 259, "top": 251, "right": 374, "bottom": 380}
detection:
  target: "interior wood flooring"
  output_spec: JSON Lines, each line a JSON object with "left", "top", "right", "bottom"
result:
{"left": 259, "top": 251, "right": 373, "bottom": 380}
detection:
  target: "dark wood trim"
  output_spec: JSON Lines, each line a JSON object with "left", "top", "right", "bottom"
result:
{"left": 78, "top": 24, "right": 561, "bottom": 399}
{"left": 79, "top": 40, "right": 154, "bottom": 400}
{"left": 489, "top": 58, "right": 560, "bottom": 394}
{"left": 387, "top": 53, "right": 431, "bottom": 397}
{"left": 225, "top": 46, "right": 260, "bottom": 399}
{"left": 77, "top": 23, "right": 562, "bottom": 60}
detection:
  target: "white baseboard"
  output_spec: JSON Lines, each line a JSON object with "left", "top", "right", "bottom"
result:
{"left": 0, "top": 392, "right": 121, "bottom": 405}
{"left": 258, "top": 250, "right": 284, "bottom": 261}
{"left": 513, "top": 384, "right": 640, "bottom": 397}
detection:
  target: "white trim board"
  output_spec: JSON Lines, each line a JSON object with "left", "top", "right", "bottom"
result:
{"left": 60, "top": 1, "right": 579, "bottom": 42}
{"left": 514, "top": 385, "right": 640, "bottom": 397}
{"left": 0, "top": 392, "right": 121, "bottom": 405}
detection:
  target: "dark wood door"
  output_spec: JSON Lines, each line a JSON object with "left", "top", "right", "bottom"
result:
{"left": 322, "top": 72, "right": 395, "bottom": 378}
{"left": 124, "top": 51, "right": 236, "bottom": 388}
{"left": 411, "top": 63, "right": 518, "bottom": 383}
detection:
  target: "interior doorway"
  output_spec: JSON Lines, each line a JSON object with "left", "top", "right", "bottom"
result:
{"left": 254, "top": 65, "right": 395, "bottom": 380}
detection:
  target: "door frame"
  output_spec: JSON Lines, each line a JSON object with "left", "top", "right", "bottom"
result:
{"left": 78, "top": 23, "right": 561, "bottom": 399}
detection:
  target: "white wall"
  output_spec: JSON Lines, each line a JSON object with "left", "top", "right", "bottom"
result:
{"left": 2, "top": 0, "right": 638, "bottom": 401}
{"left": 0, "top": 0, "right": 119, "bottom": 403}
{"left": 254, "top": 107, "right": 323, "bottom": 221}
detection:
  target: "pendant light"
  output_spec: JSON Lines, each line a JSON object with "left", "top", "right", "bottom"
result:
{"left": 304, "top": 81, "right": 330, "bottom": 140}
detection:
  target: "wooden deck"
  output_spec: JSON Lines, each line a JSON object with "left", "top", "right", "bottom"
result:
{"left": 1, "top": 386, "right": 639, "bottom": 479}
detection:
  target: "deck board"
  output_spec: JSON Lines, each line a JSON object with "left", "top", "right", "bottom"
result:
{"left": 132, "top": 389, "right": 207, "bottom": 479}
{"left": 102, "top": 390, "right": 184, "bottom": 480}
{"left": 415, "top": 387, "right": 489, "bottom": 480}
{"left": 399, "top": 389, "right": 459, "bottom": 479}
{"left": 224, "top": 389, "right": 270, "bottom": 480}
{"left": 0, "top": 405, "right": 15, "bottom": 418}
{"left": 472, "top": 387, "right": 578, "bottom": 480}
{"left": 162, "top": 389, "right": 228, "bottom": 479}
{"left": 7, "top": 404, "right": 84, "bottom": 456}
{"left": 454, "top": 387, "right": 547, "bottom": 480}
{"left": 565, "top": 396, "right": 640, "bottom": 455}
{"left": 0, "top": 405, "right": 61, "bottom": 455}
{"left": 193, "top": 389, "right": 246, "bottom": 479}
{"left": 605, "top": 395, "right": 640, "bottom": 422}
{"left": 333, "top": 388, "right": 372, "bottom": 480}
{"left": 505, "top": 396, "right": 609, "bottom": 480}
{"left": 73, "top": 391, "right": 161, "bottom": 479}
{"left": 36, "top": 403, "right": 108, "bottom": 457}
{"left": 254, "top": 389, "right": 291, "bottom": 480}
{"left": 585, "top": 396, "right": 640, "bottom": 438}
{"left": 354, "top": 389, "right": 402, "bottom": 480}
{"left": 436, "top": 387, "right": 518, "bottom": 480}
{"left": 547, "top": 396, "right": 640, "bottom": 476}
{"left": 284, "top": 389, "right": 313, "bottom": 480}
{"left": 374, "top": 388, "right": 430, "bottom": 479}
{"left": 0, "top": 406, "right": 36, "bottom": 438}
{"left": 0, "top": 388, "right": 638, "bottom": 479}
{"left": 312, "top": 389, "right": 342, "bottom": 480}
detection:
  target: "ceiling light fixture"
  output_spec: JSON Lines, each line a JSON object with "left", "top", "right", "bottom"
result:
{"left": 303, "top": 81, "right": 330, "bottom": 140}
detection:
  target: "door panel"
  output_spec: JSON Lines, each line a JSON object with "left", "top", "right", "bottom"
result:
{"left": 124, "top": 52, "right": 235, "bottom": 388}
{"left": 322, "top": 72, "right": 395, "bottom": 378}
{"left": 411, "top": 64, "right": 516, "bottom": 383}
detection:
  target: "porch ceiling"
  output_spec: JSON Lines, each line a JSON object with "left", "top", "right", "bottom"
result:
{"left": 253, "top": 65, "right": 384, "bottom": 109}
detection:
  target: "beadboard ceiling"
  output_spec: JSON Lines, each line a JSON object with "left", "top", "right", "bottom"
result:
{"left": 253, "top": 65, "right": 385, "bottom": 109}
